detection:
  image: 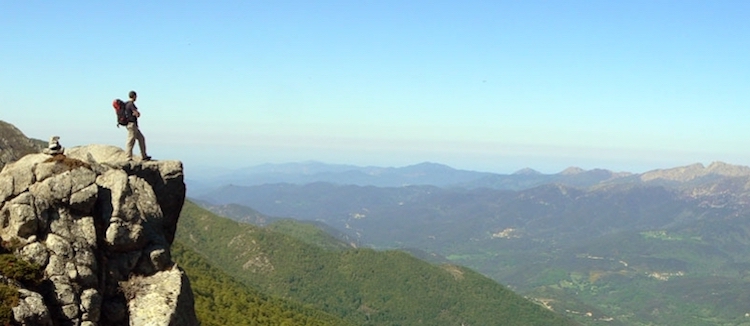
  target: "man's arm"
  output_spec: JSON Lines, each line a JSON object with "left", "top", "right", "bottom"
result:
{"left": 126, "top": 101, "right": 141, "bottom": 118}
{"left": 130, "top": 102, "right": 141, "bottom": 118}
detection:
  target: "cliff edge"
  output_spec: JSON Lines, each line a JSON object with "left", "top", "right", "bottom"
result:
{"left": 0, "top": 144, "right": 198, "bottom": 326}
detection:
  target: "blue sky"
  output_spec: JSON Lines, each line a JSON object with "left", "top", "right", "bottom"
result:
{"left": 2, "top": 0, "right": 749, "bottom": 174}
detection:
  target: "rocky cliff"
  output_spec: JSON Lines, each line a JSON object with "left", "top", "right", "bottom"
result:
{"left": 0, "top": 144, "right": 198, "bottom": 326}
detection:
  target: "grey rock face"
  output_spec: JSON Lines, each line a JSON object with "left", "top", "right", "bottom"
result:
{"left": 124, "top": 267, "right": 198, "bottom": 326}
{"left": 0, "top": 145, "right": 197, "bottom": 326}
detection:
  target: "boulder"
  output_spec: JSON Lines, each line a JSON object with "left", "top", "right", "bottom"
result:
{"left": 12, "top": 289, "right": 53, "bottom": 326}
{"left": 124, "top": 267, "right": 198, "bottom": 326}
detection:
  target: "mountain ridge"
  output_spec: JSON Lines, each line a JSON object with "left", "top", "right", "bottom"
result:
{"left": 639, "top": 161, "right": 750, "bottom": 182}
{"left": 0, "top": 120, "right": 46, "bottom": 171}
{"left": 187, "top": 159, "right": 750, "bottom": 197}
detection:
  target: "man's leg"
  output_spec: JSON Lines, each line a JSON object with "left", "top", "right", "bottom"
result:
{"left": 132, "top": 124, "right": 149, "bottom": 159}
{"left": 137, "top": 131, "right": 148, "bottom": 159}
{"left": 126, "top": 123, "right": 137, "bottom": 159}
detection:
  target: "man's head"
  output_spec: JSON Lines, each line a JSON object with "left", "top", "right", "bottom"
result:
{"left": 129, "top": 90, "right": 137, "bottom": 100}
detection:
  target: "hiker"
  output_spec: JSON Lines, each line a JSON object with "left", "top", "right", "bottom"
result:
{"left": 124, "top": 90, "right": 151, "bottom": 161}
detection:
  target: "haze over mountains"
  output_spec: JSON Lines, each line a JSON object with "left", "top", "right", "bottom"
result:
{"left": 187, "top": 159, "right": 750, "bottom": 194}
{"left": 196, "top": 160, "right": 750, "bottom": 249}
{"left": 187, "top": 161, "right": 620, "bottom": 194}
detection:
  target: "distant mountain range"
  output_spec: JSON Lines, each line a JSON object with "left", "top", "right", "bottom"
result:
{"left": 187, "top": 161, "right": 494, "bottom": 194}
{"left": 192, "top": 160, "right": 750, "bottom": 217}
{"left": 196, "top": 161, "right": 750, "bottom": 325}
{"left": 197, "top": 170, "right": 750, "bottom": 250}
{"left": 187, "top": 159, "right": 750, "bottom": 197}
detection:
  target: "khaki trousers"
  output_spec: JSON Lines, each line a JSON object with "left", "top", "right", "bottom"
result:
{"left": 126, "top": 122, "right": 147, "bottom": 159}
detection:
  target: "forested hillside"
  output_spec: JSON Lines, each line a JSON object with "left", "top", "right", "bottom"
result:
{"left": 176, "top": 201, "right": 578, "bottom": 326}
{"left": 172, "top": 241, "right": 354, "bottom": 326}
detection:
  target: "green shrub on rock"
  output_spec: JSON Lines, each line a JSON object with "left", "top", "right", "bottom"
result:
{"left": 0, "top": 253, "right": 43, "bottom": 325}
{"left": 0, "top": 283, "right": 19, "bottom": 326}
{"left": 0, "top": 254, "right": 42, "bottom": 285}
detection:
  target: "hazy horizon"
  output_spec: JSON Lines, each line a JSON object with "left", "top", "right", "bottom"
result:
{"left": 182, "top": 157, "right": 746, "bottom": 177}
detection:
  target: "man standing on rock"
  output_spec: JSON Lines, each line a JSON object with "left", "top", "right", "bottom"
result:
{"left": 125, "top": 90, "right": 151, "bottom": 161}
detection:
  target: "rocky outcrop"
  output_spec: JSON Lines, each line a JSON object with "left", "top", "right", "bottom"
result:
{"left": 0, "top": 144, "right": 197, "bottom": 326}
{"left": 0, "top": 121, "right": 46, "bottom": 171}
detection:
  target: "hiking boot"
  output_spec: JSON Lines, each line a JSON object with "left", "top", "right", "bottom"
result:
{"left": 142, "top": 156, "right": 152, "bottom": 161}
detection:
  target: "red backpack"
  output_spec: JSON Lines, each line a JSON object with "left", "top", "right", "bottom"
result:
{"left": 112, "top": 99, "right": 130, "bottom": 126}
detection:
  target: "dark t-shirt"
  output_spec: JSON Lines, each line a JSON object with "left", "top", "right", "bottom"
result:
{"left": 125, "top": 101, "right": 138, "bottom": 123}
